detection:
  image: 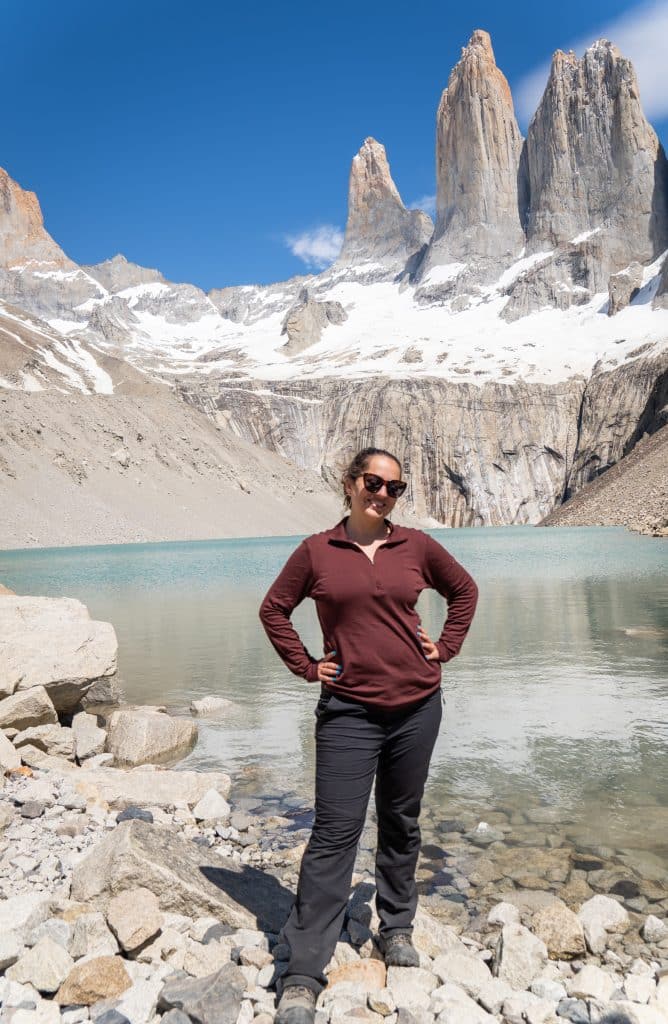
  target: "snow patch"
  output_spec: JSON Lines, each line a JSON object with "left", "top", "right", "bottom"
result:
{"left": 571, "top": 228, "right": 602, "bottom": 245}
{"left": 420, "top": 262, "right": 467, "bottom": 287}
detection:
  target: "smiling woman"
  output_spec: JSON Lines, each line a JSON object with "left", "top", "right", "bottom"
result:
{"left": 259, "top": 445, "right": 478, "bottom": 1024}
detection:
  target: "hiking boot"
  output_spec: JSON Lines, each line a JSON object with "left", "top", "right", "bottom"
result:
{"left": 380, "top": 932, "right": 420, "bottom": 967}
{"left": 275, "top": 984, "right": 317, "bottom": 1024}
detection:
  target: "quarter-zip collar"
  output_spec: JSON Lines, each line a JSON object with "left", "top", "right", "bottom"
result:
{"left": 325, "top": 517, "right": 409, "bottom": 549}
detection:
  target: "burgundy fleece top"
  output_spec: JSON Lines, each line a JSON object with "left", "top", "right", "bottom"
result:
{"left": 259, "top": 519, "right": 478, "bottom": 709}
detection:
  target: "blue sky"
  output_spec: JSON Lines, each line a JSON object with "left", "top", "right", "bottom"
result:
{"left": 4, "top": 0, "right": 667, "bottom": 290}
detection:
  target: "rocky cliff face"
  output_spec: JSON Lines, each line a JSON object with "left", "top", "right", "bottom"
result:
{"left": 419, "top": 30, "right": 524, "bottom": 295}
{"left": 179, "top": 375, "right": 585, "bottom": 526}
{"left": 504, "top": 41, "right": 668, "bottom": 318}
{"left": 337, "top": 137, "right": 433, "bottom": 276}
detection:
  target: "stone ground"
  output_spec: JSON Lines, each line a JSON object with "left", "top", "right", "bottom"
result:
{"left": 541, "top": 424, "right": 668, "bottom": 536}
{"left": 1, "top": 759, "right": 667, "bottom": 1024}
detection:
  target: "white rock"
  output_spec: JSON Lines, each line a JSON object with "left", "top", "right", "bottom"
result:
{"left": 432, "top": 950, "right": 491, "bottom": 997}
{"left": 27, "top": 918, "right": 71, "bottom": 951}
{"left": 387, "top": 966, "right": 437, "bottom": 1008}
{"left": 502, "top": 991, "right": 550, "bottom": 1024}
{"left": 625, "top": 974, "right": 657, "bottom": 1004}
{"left": 15, "top": 779, "right": 56, "bottom": 805}
{"left": 412, "top": 908, "right": 463, "bottom": 959}
{"left": 105, "top": 708, "right": 197, "bottom": 767}
{"left": 493, "top": 924, "right": 548, "bottom": 990}
{"left": 182, "top": 937, "right": 234, "bottom": 977}
{"left": 578, "top": 894, "right": 630, "bottom": 954}
{"left": 567, "top": 963, "right": 616, "bottom": 1002}
{"left": 237, "top": 999, "right": 254, "bottom": 1024}
{"left": 643, "top": 915, "right": 668, "bottom": 944}
{"left": 192, "top": 788, "right": 231, "bottom": 822}
{"left": 0, "top": 596, "right": 117, "bottom": 711}
{"left": 476, "top": 976, "right": 514, "bottom": 1014}
{"left": 72, "top": 712, "right": 107, "bottom": 761}
{"left": 530, "top": 977, "right": 567, "bottom": 1001}
{"left": 12, "top": 1003, "right": 61, "bottom": 1024}
{"left": 0, "top": 895, "right": 53, "bottom": 943}
{"left": 0, "top": 728, "right": 21, "bottom": 771}
{"left": 606, "top": 1001, "right": 668, "bottom": 1024}
{"left": 69, "top": 912, "right": 119, "bottom": 958}
{"left": 189, "top": 696, "right": 233, "bottom": 716}
{"left": 6, "top": 935, "right": 74, "bottom": 994}
{"left": 14, "top": 725, "right": 74, "bottom": 759}
{"left": 368, "top": 989, "right": 397, "bottom": 1015}
{"left": 106, "top": 887, "right": 162, "bottom": 953}
{"left": 113, "top": 976, "right": 163, "bottom": 1024}
{"left": 0, "top": 930, "right": 22, "bottom": 970}
{"left": 432, "top": 980, "right": 497, "bottom": 1023}
{"left": 0, "top": 687, "right": 58, "bottom": 732}
{"left": 61, "top": 1010, "right": 90, "bottom": 1024}
{"left": 487, "top": 902, "right": 520, "bottom": 927}
{"left": 72, "top": 764, "right": 231, "bottom": 809}
{"left": 136, "top": 926, "right": 185, "bottom": 964}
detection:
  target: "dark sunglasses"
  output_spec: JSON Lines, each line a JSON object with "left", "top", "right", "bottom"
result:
{"left": 361, "top": 472, "right": 407, "bottom": 499}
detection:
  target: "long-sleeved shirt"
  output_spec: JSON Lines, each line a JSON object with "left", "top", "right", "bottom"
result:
{"left": 259, "top": 519, "right": 478, "bottom": 709}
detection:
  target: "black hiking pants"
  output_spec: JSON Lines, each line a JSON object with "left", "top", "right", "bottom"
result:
{"left": 281, "top": 686, "right": 442, "bottom": 994}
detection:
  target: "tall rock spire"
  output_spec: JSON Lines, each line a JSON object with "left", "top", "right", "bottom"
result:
{"left": 338, "top": 137, "right": 433, "bottom": 272}
{"left": 421, "top": 29, "right": 525, "bottom": 283}
{"left": 524, "top": 40, "right": 668, "bottom": 267}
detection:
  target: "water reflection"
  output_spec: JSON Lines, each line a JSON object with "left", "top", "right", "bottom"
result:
{"left": 1, "top": 527, "right": 667, "bottom": 862}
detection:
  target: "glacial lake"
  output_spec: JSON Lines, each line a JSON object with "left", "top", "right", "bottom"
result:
{"left": 2, "top": 526, "right": 668, "bottom": 884}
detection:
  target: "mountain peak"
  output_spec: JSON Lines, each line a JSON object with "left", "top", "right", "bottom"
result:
{"left": 83, "top": 253, "right": 166, "bottom": 293}
{"left": 523, "top": 38, "right": 668, "bottom": 271}
{"left": 418, "top": 28, "right": 524, "bottom": 285}
{"left": 338, "top": 137, "right": 432, "bottom": 272}
{"left": 0, "top": 167, "right": 71, "bottom": 269}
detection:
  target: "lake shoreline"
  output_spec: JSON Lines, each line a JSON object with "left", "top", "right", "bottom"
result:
{"left": 1, "top": 556, "right": 667, "bottom": 1020}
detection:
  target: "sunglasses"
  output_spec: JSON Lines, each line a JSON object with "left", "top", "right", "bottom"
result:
{"left": 361, "top": 472, "right": 407, "bottom": 499}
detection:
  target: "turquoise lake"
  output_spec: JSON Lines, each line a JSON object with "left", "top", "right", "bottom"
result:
{"left": 1, "top": 526, "right": 667, "bottom": 871}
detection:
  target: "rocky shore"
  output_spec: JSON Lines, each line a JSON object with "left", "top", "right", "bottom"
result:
{"left": 1, "top": 593, "right": 667, "bottom": 1024}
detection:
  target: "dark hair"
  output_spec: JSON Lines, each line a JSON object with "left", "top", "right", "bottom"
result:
{"left": 341, "top": 446, "right": 403, "bottom": 509}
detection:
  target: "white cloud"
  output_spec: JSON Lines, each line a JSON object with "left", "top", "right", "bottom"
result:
{"left": 514, "top": 0, "right": 668, "bottom": 124}
{"left": 409, "top": 194, "right": 437, "bottom": 218}
{"left": 286, "top": 225, "right": 343, "bottom": 269}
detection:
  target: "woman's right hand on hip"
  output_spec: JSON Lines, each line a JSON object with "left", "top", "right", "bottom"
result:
{"left": 317, "top": 650, "right": 341, "bottom": 682}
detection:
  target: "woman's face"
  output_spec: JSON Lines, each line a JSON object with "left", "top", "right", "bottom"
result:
{"left": 345, "top": 454, "right": 404, "bottom": 522}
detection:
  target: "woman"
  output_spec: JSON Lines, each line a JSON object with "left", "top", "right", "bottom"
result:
{"left": 259, "top": 447, "right": 478, "bottom": 1024}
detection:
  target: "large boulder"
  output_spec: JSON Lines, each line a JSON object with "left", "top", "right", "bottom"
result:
{"left": 0, "top": 596, "right": 117, "bottom": 711}
{"left": 56, "top": 955, "right": 132, "bottom": 1006}
{"left": 0, "top": 686, "right": 58, "bottom": 731}
{"left": 105, "top": 708, "right": 197, "bottom": 767}
{"left": 72, "top": 764, "right": 230, "bottom": 809}
{"left": 70, "top": 820, "right": 293, "bottom": 932}
{"left": 13, "top": 724, "right": 74, "bottom": 759}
